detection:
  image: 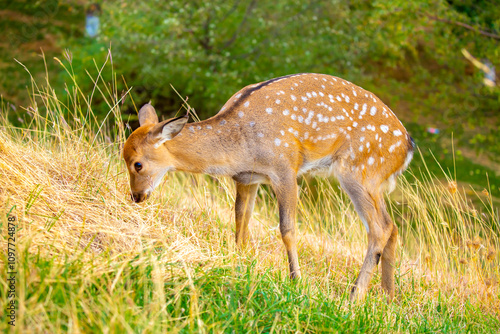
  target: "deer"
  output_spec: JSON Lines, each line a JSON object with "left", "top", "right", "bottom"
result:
{"left": 122, "top": 73, "right": 414, "bottom": 302}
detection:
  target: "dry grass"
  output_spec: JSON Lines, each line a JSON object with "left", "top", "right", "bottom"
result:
{"left": 0, "top": 56, "right": 499, "bottom": 332}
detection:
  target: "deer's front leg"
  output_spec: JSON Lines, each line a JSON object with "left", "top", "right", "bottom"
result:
{"left": 235, "top": 182, "right": 259, "bottom": 248}
{"left": 272, "top": 175, "right": 301, "bottom": 279}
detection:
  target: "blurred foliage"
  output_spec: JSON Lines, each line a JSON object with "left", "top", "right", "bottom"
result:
{"left": 64, "top": 1, "right": 500, "bottom": 121}
{"left": 0, "top": 0, "right": 83, "bottom": 104}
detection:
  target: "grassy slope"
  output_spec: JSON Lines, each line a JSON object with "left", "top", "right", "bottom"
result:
{"left": 0, "top": 65, "right": 499, "bottom": 333}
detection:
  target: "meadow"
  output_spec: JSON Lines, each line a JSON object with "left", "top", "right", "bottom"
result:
{"left": 0, "top": 59, "right": 499, "bottom": 333}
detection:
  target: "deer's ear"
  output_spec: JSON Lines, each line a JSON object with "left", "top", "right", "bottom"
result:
{"left": 151, "top": 115, "right": 189, "bottom": 148}
{"left": 138, "top": 103, "right": 159, "bottom": 126}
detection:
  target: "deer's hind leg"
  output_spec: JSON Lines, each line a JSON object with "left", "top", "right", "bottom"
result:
{"left": 337, "top": 174, "right": 395, "bottom": 302}
{"left": 380, "top": 209, "right": 398, "bottom": 300}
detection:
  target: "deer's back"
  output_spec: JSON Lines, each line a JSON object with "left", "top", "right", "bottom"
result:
{"left": 213, "top": 73, "right": 413, "bottom": 188}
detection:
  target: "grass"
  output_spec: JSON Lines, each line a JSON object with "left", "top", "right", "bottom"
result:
{"left": 0, "top": 55, "right": 499, "bottom": 333}
{"left": 405, "top": 122, "right": 500, "bottom": 200}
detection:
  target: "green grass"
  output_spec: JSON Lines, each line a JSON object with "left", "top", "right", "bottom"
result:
{"left": 1, "top": 244, "right": 498, "bottom": 333}
{"left": 406, "top": 122, "right": 500, "bottom": 199}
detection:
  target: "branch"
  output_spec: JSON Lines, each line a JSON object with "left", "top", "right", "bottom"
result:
{"left": 197, "top": 12, "right": 213, "bottom": 52}
{"left": 424, "top": 13, "right": 500, "bottom": 40}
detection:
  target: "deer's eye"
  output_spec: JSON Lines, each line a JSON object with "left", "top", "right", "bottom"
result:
{"left": 134, "top": 162, "right": 143, "bottom": 172}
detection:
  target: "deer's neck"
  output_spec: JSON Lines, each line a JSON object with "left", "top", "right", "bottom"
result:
{"left": 165, "top": 116, "right": 243, "bottom": 175}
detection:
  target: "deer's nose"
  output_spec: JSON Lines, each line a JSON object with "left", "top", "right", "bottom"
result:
{"left": 131, "top": 192, "right": 146, "bottom": 203}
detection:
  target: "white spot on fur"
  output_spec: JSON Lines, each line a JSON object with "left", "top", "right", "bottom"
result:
{"left": 266, "top": 108, "right": 273, "bottom": 114}
{"left": 283, "top": 109, "right": 290, "bottom": 116}
{"left": 302, "top": 96, "right": 308, "bottom": 102}
{"left": 276, "top": 99, "right": 281, "bottom": 104}
{"left": 370, "top": 106, "right": 377, "bottom": 116}
{"left": 244, "top": 101, "right": 249, "bottom": 107}
{"left": 360, "top": 104, "right": 367, "bottom": 116}
{"left": 368, "top": 157, "right": 375, "bottom": 165}
{"left": 249, "top": 122, "right": 256, "bottom": 127}
{"left": 275, "top": 138, "right": 281, "bottom": 146}
{"left": 380, "top": 125, "right": 389, "bottom": 133}
{"left": 238, "top": 111, "right": 244, "bottom": 118}
{"left": 393, "top": 129, "right": 402, "bottom": 136}
{"left": 291, "top": 95, "right": 297, "bottom": 101}
{"left": 257, "top": 132, "right": 264, "bottom": 138}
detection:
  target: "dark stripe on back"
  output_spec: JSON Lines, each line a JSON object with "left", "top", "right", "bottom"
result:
{"left": 226, "top": 73, "right": 310, "bottom": 112}
{"left": 251, "top": 73, "right": 309, "bottom": 92}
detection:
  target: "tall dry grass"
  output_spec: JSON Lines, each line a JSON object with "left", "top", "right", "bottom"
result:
{"left": 1, "top": 53, "right": 499, "bottom": 330}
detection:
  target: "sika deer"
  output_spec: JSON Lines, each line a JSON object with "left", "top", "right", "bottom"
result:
{"left": 123, "top": 73, "right": 414, "bottom": 301}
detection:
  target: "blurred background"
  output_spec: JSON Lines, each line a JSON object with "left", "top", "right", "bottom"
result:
{"left": 1, "top": 0, "right": 499, "bottom": 197}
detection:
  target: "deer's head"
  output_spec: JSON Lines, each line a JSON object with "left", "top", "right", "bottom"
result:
{"left": 123, "top": 104, "right": 188, "bottom": 203}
